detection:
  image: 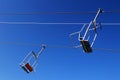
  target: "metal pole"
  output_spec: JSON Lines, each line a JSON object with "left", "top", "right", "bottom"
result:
{"left": 37, "top": 44, "right": 46, "bottom": 58}
{"left": 93, "top": 8, "right": 102, "bottom": 23}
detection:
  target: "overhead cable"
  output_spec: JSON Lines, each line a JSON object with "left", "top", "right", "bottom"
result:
{"left": 0, "top": 41, "right": 120, "bottom": 53}
{"left": 0, "top": 22, "right": 120, "bottom": 25}
{"left": 0, "top": 10, "right": 120, "bottom": 15}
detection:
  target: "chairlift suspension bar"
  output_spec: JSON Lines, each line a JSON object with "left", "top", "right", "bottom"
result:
{"left": 93, "top": 8, "right": 102, "bottom": 23}
{"left": 37, "top": 44, "right": 46, "bottom": 58}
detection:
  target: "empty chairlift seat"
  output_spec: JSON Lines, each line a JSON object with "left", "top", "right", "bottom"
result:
{"left": 25, "top": 63, "right": 33, "bottom": 72}
{"left": 20, "top": 44, "right": 46, "bottom": 73}
{"left": 20, "top": 63, "right": 33, "bottom": 73}
{"left": 80, "top": 40, "right": 92, "bottom": 53}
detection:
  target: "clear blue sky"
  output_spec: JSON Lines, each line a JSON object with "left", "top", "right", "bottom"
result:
{"left": 0, "top": 0, "right": 120, "bottom": 80}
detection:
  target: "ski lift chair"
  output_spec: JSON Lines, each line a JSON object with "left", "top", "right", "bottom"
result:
{"left": 69, "top": 23, "right": 94, "bottom": 53}
{"left": 20, "top": 51, "right": 38, "bottom": 73}
{"left": 20, "top": 44, "right": 46, "bottom": 73}
{"left": 69, "top": 8, "right": 102, "bottom": 53}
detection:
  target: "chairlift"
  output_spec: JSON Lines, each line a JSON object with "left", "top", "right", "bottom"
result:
{"left": 20, "top": 44, "right": 46, "bottom": 73}
{"left": 69, "top": 8, "right": 102, "bottom": 53}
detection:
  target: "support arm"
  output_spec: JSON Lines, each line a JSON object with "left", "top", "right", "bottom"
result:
{"left": 37, "top": 44, "right": 46, "bottom": 58}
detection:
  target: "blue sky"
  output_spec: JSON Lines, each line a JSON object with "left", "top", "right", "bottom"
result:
{"left": 0, "top": 0, "right": 120, "bottom": 80}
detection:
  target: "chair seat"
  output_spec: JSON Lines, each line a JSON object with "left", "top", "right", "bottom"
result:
{"left": 80, "top": 40, "right": 92, "bottom": 53}
{"left": 25, "top": 63, "right": 33, "bottom": 72}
